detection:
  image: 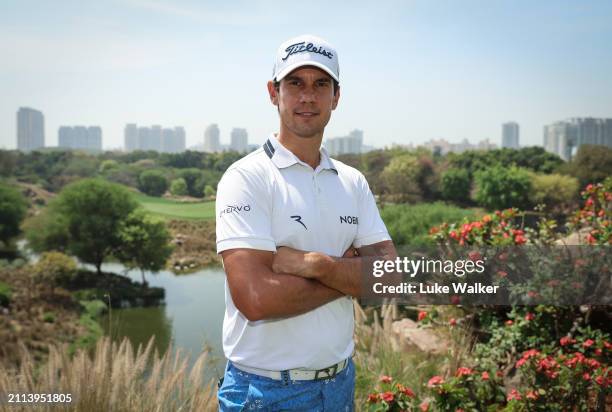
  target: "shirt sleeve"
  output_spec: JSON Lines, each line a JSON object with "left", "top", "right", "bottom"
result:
{"left": 216, "top": 167, "right": 276, "bottom": 253}
{"left": 353, "top": 173, "right": 391, "bottom": 248}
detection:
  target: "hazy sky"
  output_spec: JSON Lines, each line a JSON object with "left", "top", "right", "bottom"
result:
{"left": 1, "top": 0, "right": 611, "bottom": 150}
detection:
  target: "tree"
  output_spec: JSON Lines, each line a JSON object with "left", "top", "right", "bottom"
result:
{"left": 170, "top": 178, "right": 188, "bottom": 196}
{"left": 26, "top": 178, "right": 138, "bottom": 275}
{"left": 115, "top": 209, "right": 173, "bottom": 285}
{"left": 441, "top": 168, "right": 471, "bottom": 204}
{"left": 138, "top": 169, "right": 169, "bottom": 197}
{"left": 380, "top": 154, "right": 422, "bottom": 201}
{"left": 474, "top": 165, "right": 532, "bottom": 210}
{"left": 564, "top": 144, "right": 612, "bottom": 186}
{"left": 0, "top": 181, "right": 28, "bottom": 247}
{"left": 528, "top": 173, "right": 580, "bottom": 211}
{"left": 178, "top": 168, "right": 204, "bottom": 197}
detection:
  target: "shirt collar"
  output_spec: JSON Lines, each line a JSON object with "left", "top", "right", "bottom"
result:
{"left": 263, "top": 133, "right": 338, "bottom": 174}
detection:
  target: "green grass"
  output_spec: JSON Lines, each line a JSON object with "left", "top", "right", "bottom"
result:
{"left": 132, "top": 192, "right": 215, "bottom": 221}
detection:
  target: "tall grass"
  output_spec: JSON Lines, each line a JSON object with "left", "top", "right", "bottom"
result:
{"left": 0, "top": 337, "right": 217, "bottom": 412}
{"left": 353, "top": 302, "right": 475, "bottom": 409}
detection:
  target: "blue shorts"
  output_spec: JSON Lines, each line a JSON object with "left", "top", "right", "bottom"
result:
{"left": 217, "top": 360, "right": 355, "bottom": 411}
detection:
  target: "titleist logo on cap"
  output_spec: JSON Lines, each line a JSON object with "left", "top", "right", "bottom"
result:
{"left": 282, "top": 42, "right": 334, "bottom": 61}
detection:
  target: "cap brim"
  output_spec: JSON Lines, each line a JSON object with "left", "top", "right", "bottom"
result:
{"left": 274, "top": 61, "right": 339, "bottom": 83}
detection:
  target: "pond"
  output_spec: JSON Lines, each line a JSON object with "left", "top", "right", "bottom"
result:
{"left": 97, "top": 262, "right": 227, "bottom": 381}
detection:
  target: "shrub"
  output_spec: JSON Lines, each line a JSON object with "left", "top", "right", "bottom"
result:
{"left": 204, "top": 184, "right": 216, "bottom": 198}
{"left": 0, "top": 281, "right": 12, "bottom": 306}
{"left": 380, "top": 155, "right": 422, "bottom": 201}
{"left": 169, "top": 178, "right": 188, "bottom": 196}
{"left": 529, "top": 173, "right": 579, "bottom": 210}
{"left": 32, "top": 251, "right": 78, "bottom": 285}
{"left": 474, "top": 165, "right": 532, "bottom": 210}
{"left": 138, "top": 170, "right": 168, "bottom": 197}
{"left": 441, "top": 168, "right": 471, "bottom": 203}
{"left": 381, "top": 202, "right": 476, "bottom": 248}
{"left": 0, "top": 181, "right": 28, "bottom": 246}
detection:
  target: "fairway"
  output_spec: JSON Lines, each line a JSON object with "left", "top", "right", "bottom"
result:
{"left": 133, "top": 193, "right": 216, "bottom": 221}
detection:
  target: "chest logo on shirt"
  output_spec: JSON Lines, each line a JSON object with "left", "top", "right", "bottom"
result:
{"left": 219, "top": 204, "right": 251, "bottom": 218}
{"left": 340, "top": 216, "right": 359, "bottom": 225}
{"left": 291, "top": 215, "right": 307, "bottom": 230}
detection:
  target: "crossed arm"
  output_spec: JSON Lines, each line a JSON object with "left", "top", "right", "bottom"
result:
{"left": 221, "top": 240, "right": 397, "bottom": 322}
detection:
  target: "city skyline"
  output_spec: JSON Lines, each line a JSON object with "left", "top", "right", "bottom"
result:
{"left": 1, "top": 1, "right": 611, "bottom": 150}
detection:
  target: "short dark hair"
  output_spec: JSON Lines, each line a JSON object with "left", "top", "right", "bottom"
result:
{"left": 274, "top": 79, "right": 340, "bottom": 95}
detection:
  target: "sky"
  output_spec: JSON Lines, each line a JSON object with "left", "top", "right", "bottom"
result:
{"left": 1, "top": 0, "right": 611, "bottom": 150}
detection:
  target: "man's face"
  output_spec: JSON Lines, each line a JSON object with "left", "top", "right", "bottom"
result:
{"left": 267, "top": 66, "right": 340, "bottom": 139}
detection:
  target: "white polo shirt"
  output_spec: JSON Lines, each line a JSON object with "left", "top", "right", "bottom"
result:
{"left": 216, "top": 134, "right": 390, "bottom": 370}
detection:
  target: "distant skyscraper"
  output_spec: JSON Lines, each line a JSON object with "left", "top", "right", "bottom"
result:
{"left": 150, "top": 125, "right": 163, "bottom": 152}
{"left": 58, "top": 125, "right": 102, "bottom": 151}
{"left": 160, "top": 127, "right": 186, "bottom": 153}
{"left": 17, "top": 107, "right": 45, "bottom": 151}
{"left": 502, "top": 122, "right": 520, "bottom": 149}
{"left": 204, "top": 124, "right": 221, "bottom": 153}
{"left": 230, "top": 128, "right": 248, "bottom": 153}
{"left": 124, "top": 124, "right": 138, "bottom": 151}
{"left": 174, "top": 127, "right": 186, "bottom": 152}
{"left": 325, "top": 129, "right": 363, "bottom": 156}
{"left": 543, "top": 117, "right": 612, "bottom": 161}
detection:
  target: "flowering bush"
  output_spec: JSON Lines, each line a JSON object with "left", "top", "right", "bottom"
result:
{"left": 567, "top": 182, "right": 611, "bottom": 245}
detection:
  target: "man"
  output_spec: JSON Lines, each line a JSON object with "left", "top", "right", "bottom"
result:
{"left": 216, "top": 34, "right": 397, "bottom": 411}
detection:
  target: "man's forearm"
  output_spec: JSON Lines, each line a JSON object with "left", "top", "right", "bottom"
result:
{"left": 243, "top": 271, "right": 343, "bottom": 321}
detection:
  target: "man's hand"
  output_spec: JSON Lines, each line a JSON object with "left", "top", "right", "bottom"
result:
{"left": 272, "top": 246, "right": 358, "bottom": 278}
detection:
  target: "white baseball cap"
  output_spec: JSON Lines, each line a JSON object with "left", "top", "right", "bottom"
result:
{"left": 272, "top": 34, "right": 339, "bottom": 83}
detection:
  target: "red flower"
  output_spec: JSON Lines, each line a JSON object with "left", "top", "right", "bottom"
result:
{"left": 595, "top": 375, "right": 605, "bottom": 386}
{"left": 507, "top": 389, "right": 521, "bottom": 401}
{"left": 583, "top": 339, "right": 594, "bottom": 348}
{"left": 527, "top": 291, "right": 539, "bottom": 298}
{"left": 525, "top": 312, "right": 535, "bottom": 321}
{"left": 418, "top": 311, "right": 427, "bottom": 322}
{"left": 583, "top": 372, "right": 591, "bottom": 381}
{"left": 401, "top": 387, "right": 415, "bottom": 398}
{"left": 526, "top": 390, "right": 538, "bottom": 400}
{"left": 367, "top": 393, "right": 379, "bottom": 403}
{"left": 449, "top": 318, "right": 457, "bottom": 326}
{"left": 595, "top": 348, "right": 602, "bottom": 356}
{"left": 427, "top": 375, "right": 444, "bottom": 387}
{"left": 497, "top": 270, "right": 508, "bottom": 278}
{"left": 514, "top": 235, "right": 527, "bottom": 245}
{"left": 468, "top": 251, "right": 482, "bottom": 261}
{"left": 450, "top": 231, "right": 459, "bottom": 240}
{"left": 379, "top": 375, "right": 392, "bottom": 384}
{"left": 482, "top": 215, "right": 492, "bottom": 223}
{"left": 481, "top": 371, "right": 490, "bottom": 381}
{"left": 450, "top": 295, "right": 461, "bottom": 304}
{"left": 381, "top": 391, "right": 394, "bottom": 403}
{"left": 585, "top": 198, "right": 594, "bottom": 207}
{"left": 560, "top": 336, "right": 576, "bottom": 346}
{"left": 420, "top": 402, "right": 429, "bottom": 412}
{"left": 455, "top": 367, "right": 473, "bottom": 377}
{"left": 505, "top": 320, "right": 514, "bottom": 326}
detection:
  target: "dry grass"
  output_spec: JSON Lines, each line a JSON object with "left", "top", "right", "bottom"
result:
{"left": 0, "top": 337, "right": 217, "bottom": 412}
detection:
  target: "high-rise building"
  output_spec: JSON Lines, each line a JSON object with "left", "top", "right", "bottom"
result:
{"left": 58, "top": 125, "right": 102, "bottom": 151}
{"left": 174, "top": 127, "right": 186, "bottom": 152}
{"left": 543, "top": 117, "right": 612, "bottom": 161}
{"left": 204, "top": 124, "right": 221, "bottom": 153}
{"left": 124, "top": 123, "right": 138, "bottom": 151}
{"left": 325, "top": 129, "right": 363, "bottom": 156}
{"left": 17, "top": 107, "right": 45, "bottom": 151}
{"left": 160, "top": 127, "right": 186, "bottom": 153}
{"left": 150, "top": 125, "right": 163, "bottom": 152}
{"left": 230, "top": 128, "right": 248, "bottom": 153}
{"left": 502, "top": 122, "right": 520, "bottom": 149}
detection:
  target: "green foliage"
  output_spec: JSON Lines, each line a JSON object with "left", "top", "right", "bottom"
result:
{"left": 178, "top": 168, "right": 205, "bottom": 197}
{"left": 448, "top": 146, "right": 564, "bottom": 176}
{"left": 158, "top": 151, "right": 205, "bottom": 169}
{"left": 0, "top": 181, "right": 28, "bottom": 245}
{"left": 0, "top": 281, "right": 12, "bottom": 306}
{"left": 380, "top": 154, "right": 422, "bottom": 201}
{"left": 138, "top": 169, "right": 169, "bottom": 197}
{"left": 474, "top": 165, "right": 532, "bottom": 210}
{"left": 380, "top": 202, "right": 475, "bottom": 247}
{"left": 441, "top": 168, "right": 471, "bottom": 203}
{"left": 169, "top": 178, "right": 188, "bottom": 196}
{"left": 99, "top": 159, "right": 119, "bottom": 174}
{"left": 42, "top": 312, "right": 56, "bottom": 323}
{"left": 32, "top": 251, "right": 78, "bottom": 285}
{"left": 115, "top": 209, "right": 173, "bottom": 281}
{"left": 0, "top": 150, "right": 18, "bottom": 176}
{"left": 26, "top": 178, "right": 138, "bottom": 274}
{"left": 528, "top": 173, "right": 580, "bottom": 210}
{"left": 204, "top": 184, "right": 216, "bottom": 198}
{"left": 563, "top": 144, "right": 612, "bottom": 186}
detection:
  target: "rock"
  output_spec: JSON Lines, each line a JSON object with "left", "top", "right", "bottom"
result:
{"left": 392, "top": 318, "right": 448, "bottom": 354}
